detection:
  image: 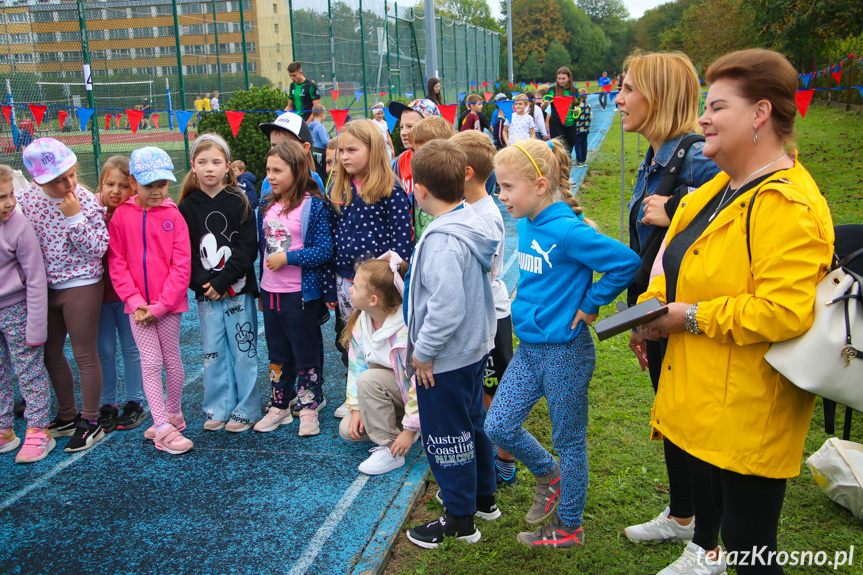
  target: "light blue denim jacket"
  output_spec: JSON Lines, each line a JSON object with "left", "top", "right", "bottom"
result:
{"left": 626, "top": 133, "right": 720, "bottom": 253}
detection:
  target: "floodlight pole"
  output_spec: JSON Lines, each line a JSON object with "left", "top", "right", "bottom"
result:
{"left": 424, "top": 0, "right": 437, "bottom": 79}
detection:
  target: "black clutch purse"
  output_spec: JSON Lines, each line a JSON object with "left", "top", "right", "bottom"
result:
{"left": 593, "top": 298, "right": 668, "bottom": 341}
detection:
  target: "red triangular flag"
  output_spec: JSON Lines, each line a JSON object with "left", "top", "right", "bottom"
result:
{"left": 58, "top": 110, "right": 68, "bottom": 129}
{"left": 552, "top": 96, "right": 575, "bottom": 124}
{"left": 28, "top": 105, "right": 46, "bottom": 128}
{"left": 585, "top": 82, "right": 590, "bottom": 87}
{"left": 379, "top": 91, "right": 388, "bottom": 97}
{"left": 330, "top": 90, "right": 340, "bottom": 103}
{"left": 508, "top": 83, "right": 513, "bottom": 89}
{"left": 105, "top": 114, "right": 112, "bottom": 130}
{"left": 330, "top": 109, "right": 349, "bottom": 132}
{"left": 831, "top": 67, "right": 842, "bottom": 84}
{"left": 483, "top": 82, "right": 488, "bottom": 88}
{"left": 151, "top": 113, "right": 159, "bottom": 129}
{"left": 483, "top": 92, "right": 493, "bottom": 102}
{"left": 438, "top": 104, "right": 457, "bottom": 126}
{"left": 126, "top": 109, "right": 144, "bottom": 134}
{"left": 795, "top": 90, "right": 815, "bottom": 118}
{"left": 115, "top": 114, "right": 122, "bottom": 129}
{"left": 2, "top": 105, "right": 12, "bottom": 126}
{"left": 226, "top": 111, "right": 244, "bottom": 137}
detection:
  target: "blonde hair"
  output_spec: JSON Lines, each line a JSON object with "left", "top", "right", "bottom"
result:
{"left": 99, "top": 155, "right": 130, "bottom": 191}
{"left": 0, "top": 164, "right": 13, "bottom": 184}
{"left": 179, "top": 134, "right": 247, "bottom": 214}
{"left": 450, "top": 130, "right": 495, "bottom": 182}
{"left": 622, "top": 51, "right": 702, "bottom": 143}
{"left": 340, "top": 258, "right": 409, "bottom": 348}
{"left": 409, "top": 115, "right": 456, "bottom": 148}
{"left": 495, "top": 138, "right": 596, "bottom": 228}
{"left": 330, "top": 119, "right": 395, "bottom": 212}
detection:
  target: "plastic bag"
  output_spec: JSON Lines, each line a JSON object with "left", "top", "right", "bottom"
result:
{"left": 806, "top": 438, "right": 863, "bottom": 520}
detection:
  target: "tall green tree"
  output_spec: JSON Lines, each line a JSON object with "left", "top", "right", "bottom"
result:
{"left": 576, "top": 0, "right": 628, "bottom": 23}
{"left": 511, "top": 0, "right": 569, "bottom": 65}
{"left": 630, "top": 1, "right": 690, "bottom": 53}
{"left": 543, "top": 39, "right": 573, "bottom": 77}
{"left": 435, "top": 0, "right": 502, "bottom": 31}
{"left": 519, "top": 52, "right": 544, "bottom": 81}
{"left": 554, "top": 0, "right": 609, "bottom": 78}
{"left": 680, "top": 0, "right": 755, "bottom": 68}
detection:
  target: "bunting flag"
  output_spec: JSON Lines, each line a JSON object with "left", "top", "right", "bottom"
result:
{"left": 405, "top": 92, "right": 414, "bottom": 100}
{"left": 330, "top": 109, "right": 349, "bottom": 132}
{"left": 126, "top": 109, "right": 144, "bottom": 134}
{"left": 58, "top": 110, "right": 68, "bottom": 129}
{"left": 28, "top": 105, "right": 46, "bottom": 128}
{"left": 438, "top": 104, "right": 458, "bottom": 126}
{"left": 483, "top": 92, "right": 493, "bottom": 102}
{"left": 795, "top": 89, "right": 814, "bottom": 118}
{"left": 552, "top": 96, "right": 574, "bottom": 124}
{"left": 1, "top": 105, "right": 11, "bottom": 126}
{"left": 495, "top": 82, "right": 500, "bottom": 89}
{"left": 115, "top": 114, "right": 122, "bottom": 129}
{"left": 152, "top": 113, "right": 159, "bottom": 129}
{"left": 508, "top": 83, "right": 513, "bottom": 89}
{"left": 457, "top": 92, "right": 467, "bottom": 103}
{"left": 520, "top": 83, "right": 525, "bottom": 90}
{"left": 483, "top": 82, "right": 487, "bottom": 88}
{"left": 77, "top": 108, "right": 94, "bottom": 131}
{"left": 800, "top": 73, "right": 812, "bottom": 88}
{"left": 176, "top": 110, "right": 194, "bottom": 134}
{"left": 383, "top": 107, "right": 398, "bottom": 132}
{"left": 602, "top": 85, "right": 612, "bottom": 93}
{"left": 226, "top": 111, "right": 245, "bottom": 137}
{"left": 105, "top": 114, "right": 112, "bottom": 130}
{"left": 354, "top": 91, "right": 364, "bottom": 102}
{"left": 331, "top": 90, "right": 340, "bottom": 104}
{"left": 586, "top": 82, "right": 591, "bottom": 87}
{"left": 379, "top": 91, "right": 388, "bottom": 97}
{"left": 831, "top": 64, "right": 842, "bottom": 85}
{"left": 496, "top": 100, "right": 514, "bottom": 123}
{"left": 859, "top": 87, "right": 863, "bottom": 100}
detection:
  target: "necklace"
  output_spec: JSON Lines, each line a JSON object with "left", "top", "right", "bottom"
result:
{"left": 709, "top": 153, "right": 788, "bottom": 222}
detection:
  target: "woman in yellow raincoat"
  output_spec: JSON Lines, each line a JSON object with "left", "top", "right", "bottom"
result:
{"left": 639, "top": 49, "right": 834, "bottom": 575}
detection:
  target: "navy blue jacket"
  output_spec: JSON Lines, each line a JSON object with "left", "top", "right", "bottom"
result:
{"left": 236, "top": 172, "right": 259, "bottom": 209}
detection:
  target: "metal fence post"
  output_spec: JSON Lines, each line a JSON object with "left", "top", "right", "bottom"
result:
{"left": 328, "top": 0, "right": 337, "bottom": 91}
{"left": 239, "top": 0, "right": 250, "bottom": 89}
{"left": 76, "top": 0, "right": 101, "bottom": 178}
{"left": 211, "top": 0, "right": 223, "bottom": 94}
{"left": 463, "top": 23, "right": 469, "bottom": 92}
{"left": 171, "top": 0, "right": 190, "bottom": 163}
{"left": 358, "top": 0, "right": 369, "bottom": 116}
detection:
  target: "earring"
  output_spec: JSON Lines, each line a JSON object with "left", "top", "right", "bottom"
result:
{"left": 753, "top": 129, "right": 758, "bottom": 144}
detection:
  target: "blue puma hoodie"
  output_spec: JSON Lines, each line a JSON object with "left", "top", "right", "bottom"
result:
{"left": 513, "top": 202, "right": 640, "bottom": 344}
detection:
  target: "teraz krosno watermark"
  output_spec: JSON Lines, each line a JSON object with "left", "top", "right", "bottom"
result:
{"left": 699, "top": 546, "right": 858, "bottom": 570}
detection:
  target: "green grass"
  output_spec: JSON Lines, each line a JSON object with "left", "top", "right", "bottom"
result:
{"left": 385, "top": 105, "right": 863, "bottom": 575}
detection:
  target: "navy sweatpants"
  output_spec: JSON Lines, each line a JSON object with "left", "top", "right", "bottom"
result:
{"left": 416, "top": 356, "right": 497, "bottom": 516}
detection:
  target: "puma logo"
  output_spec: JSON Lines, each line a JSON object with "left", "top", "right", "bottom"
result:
{"left": 531, "top": 239, "right": 557, "bottom": 268}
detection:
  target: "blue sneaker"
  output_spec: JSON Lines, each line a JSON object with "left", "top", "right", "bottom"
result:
{"left": 495, "top": 457, "right": 518, "bottom": 487}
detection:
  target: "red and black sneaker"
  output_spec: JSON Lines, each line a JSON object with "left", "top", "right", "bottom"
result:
{"left": 525, "top": 462, "right": 561, "bottom": 525}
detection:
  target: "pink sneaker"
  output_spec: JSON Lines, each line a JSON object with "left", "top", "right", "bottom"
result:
{"left": 15, "top": 428, "right": 56, "bottom": 463}
{"left": 144, "top": 412, "right": 187, "bottom": 440}
{"left": 153, "top": 424, "right": 193, "bottom": 454}
{"left": 298, "top": 409, "right": 320, "bottom": 437}
{"left": 0, "top": 427, "right": 20, "bottom": 453}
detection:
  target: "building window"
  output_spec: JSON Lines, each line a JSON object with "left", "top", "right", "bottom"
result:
{"left": 13, "top": 53, "right": 35, "bottom": 64}
{"left": 245, "top": 21, "right": 253, "bottom": 31}
{"left": 91, "top": 50, "right": 107, "bottom": 60}
{"left": 246, "top": 41, "right": 255, "bottom": 53}
{"left": 88, "top": 30, "right": 105, "bottom": 41}
{"left": 111, "top": 49, "right": 132, "bottom": 59}
{"left": 85, "top": 9, "right": 102, "bottom": 20}
{"left": 277, "top": 62, "right": 281, "bottom": 71}
{"left": 274, "top": 23, "right": 278, "bottom": 33}
{"left": 59, "top": 31, "right": 80, "bottom": 42}
{"left": 10, "top": 33, "right": 32, "bottom": 44}
{"left": 32, "top": 12, "right": 55, "bottom": 23}
{"left": 133, "top": 28, "right": 155, "bottom": 39}
{"left": 36, "top": 32, "right": 57, "bottom": 43}
{"left": 155, "top": 5, "right": 174, "bottom": 16}
{"left": 108, "top": 29, "right": 130, "bottom": 40}
{"left": 181, "top": 3, "right": 203, "bottom": 14}
{"left": 276, "top": 43, "right": 280, "bottom": 53}
{"left": 7, "top": 12, "right": 29, "bottom": 24}
{"left": 156, "top": 26, "right": 173, "bottom": 37}
{"left": 273, "top": 3, "right": 277, "bottom": 12}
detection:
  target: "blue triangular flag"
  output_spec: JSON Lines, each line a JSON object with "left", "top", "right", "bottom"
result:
{"left": 176, "top": 110, "right": 194, "bottom": 134}
{"left": 859, "top": 87, "right": 863, "bottom": 100}
{"left": 497, "top": 100, "right": 514, "bottom": 123}
{"left": 76, "top": 107, "right": 95, "bottom": 132}
{"left": 457, "top": 92, "right": 467, "bottom": 103}
{"left": 521, "top": 83, "right": 525, "bottom": 90}
{"left": 354, "top": 91, "right": 364, "bottom": 102}
{"left": 495, "top": 82, "right": 500, "bottom": 89}
{"left": 383, "top": 107, "right": 398, "bottom": 132}
{"left": 800, "top": 73, "right": 811, "bottom": 88}
{"left": 405, "top": 92, "right": 414, "bottom": 100}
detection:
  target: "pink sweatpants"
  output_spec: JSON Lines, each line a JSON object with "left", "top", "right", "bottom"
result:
{"left": 128, "top": 313, "right": 184, "bottom": 428}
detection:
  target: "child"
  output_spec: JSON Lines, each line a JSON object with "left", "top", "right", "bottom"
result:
{"left": 329, "top": 119, "right": 414, "bottom": 419}
{"left": 325, "top": 137, "right": 338, "bottom": 185}
{"left": 508, "top": 94, "right": 536, "bottom": 144}
{"left": 388, "top": 98, "right": 440, "bottom": 201}
{"left": 210, "top": 91, "right": 220, "bottom": 112}
{"left": 450, "top": 131, "right": 517, "bottom": 486}
{"left": 18, "top": 138, "right": 110, "bottom": 453}
{"left": 407, "top": 116, "right": 456, "bottom": 239}
{"left": 338, "top": 253, "right": 419, "bottom": 475}
{"left": 574, "top": 88, "right": 591, "bottom": 167}
{"left": 458, "top": 94, "right": 492, "bottom": 133}
{"left": 108, "top": 147, "right": 193, "bottom": 454}
{"left": 405, "top": 139, "right": 499, "bottom": 549}
{"left": 0, "top": 164, "right": 55, "bottom": 463}
{"left": 231, "top": 160, "right": 260, "bottom": 209}
{"left": 484, "top": 139, "right": 639, "bottom": 548}
{"left": 95, "top": 156, "right": 146, "bottom": 433}
{"left": 254, "top": 141, "right": 334, "bottom": 436}
{"left": 178, "top": 134, "right": 260, "bottom": 432}
{"left": 491, "top": 94, "right": 509, "bottom": 150}
{"left": 525, "top": 90, "right": 548, "bottom": 141}
{"left": 371, "top": 103, "right": 395, "bottom": 160}
{"left": 308, "top": 106, "right": 331, "bottom": 149}
{"left": 259, "top": 112, "right": 327, "bottom": 197}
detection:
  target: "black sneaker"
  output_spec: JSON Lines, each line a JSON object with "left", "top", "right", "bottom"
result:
{"left": 48, "top": 414, "right": 80, "bottom": 438}
{"left": 407, "top": 511, "right": 481, "bottom": 549}
{"left": 64, "top": 420, "right": 105, "bottom": 453}
{"left": 434, "top": 490, "right": 501, "bottom": 520}
{"left": 115, "top": 401, "right": 147, "bottom": 430}
{"left": 14, "top": 399, "right": 25, "bottom": 418}
{"left": 98, "top": 405, "right": 118, "bottom": 433}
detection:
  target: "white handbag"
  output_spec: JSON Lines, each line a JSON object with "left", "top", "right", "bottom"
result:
{"left": 806, "top": 438, "right": 863, "bottom": 520}
{"left": 764, "top": 248, "right": 863, "bottom": 412}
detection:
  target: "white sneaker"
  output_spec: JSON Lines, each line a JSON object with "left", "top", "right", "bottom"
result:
{"left": 334, "top": 403, "right": 351, "bottom": 419}
{"left": 625, "top": 506, "right": 695, "bottom": 543}
{"left": 254, "top": 407, "right": 293, "bottom": 432}
{"left": 658, "top": 542, "right": 727, "bottom": 575}
{"left": 358, "top": 445, "right": 405, "bottom": 475}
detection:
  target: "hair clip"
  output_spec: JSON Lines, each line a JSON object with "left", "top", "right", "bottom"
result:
{"left": 577, "top": 212, "right": 586, "bottom": 221}
{"left": 547, "top": 140, "right": 554, "bottom": 149}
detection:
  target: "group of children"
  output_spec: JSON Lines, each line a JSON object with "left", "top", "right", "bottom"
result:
{"left": 1, "top": 99, "right": 640, "bottom": 551}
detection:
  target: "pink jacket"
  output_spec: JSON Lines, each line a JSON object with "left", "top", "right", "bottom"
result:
{"left": 108, "top": 197, "right": 191, "bottom": 318}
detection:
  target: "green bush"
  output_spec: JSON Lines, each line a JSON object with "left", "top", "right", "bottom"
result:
{"left": 195, "top": 86, "right": 290, "bottom": 190}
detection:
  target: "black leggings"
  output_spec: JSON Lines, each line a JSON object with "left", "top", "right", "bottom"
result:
{"left": 549, "top": 120, "right": 577, "bottom": 157}
{"left": 686, "top": 451, "right": 787, "bottom": 574}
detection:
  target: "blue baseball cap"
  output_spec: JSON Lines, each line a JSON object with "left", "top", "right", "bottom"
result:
{"left": 129, "top": 147, "right": 177, "bottom": 185}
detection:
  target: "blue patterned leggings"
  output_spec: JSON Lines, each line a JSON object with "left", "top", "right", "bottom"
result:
{"left": 485, "top": 328, "right": 595, "bottom": 528}
{"left": 0, "top": 301, "right": 51, "bottom": 429}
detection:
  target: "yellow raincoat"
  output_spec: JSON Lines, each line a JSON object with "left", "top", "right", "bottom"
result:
{"left": 639, "top": 156, "right": 834, "bottom": 478}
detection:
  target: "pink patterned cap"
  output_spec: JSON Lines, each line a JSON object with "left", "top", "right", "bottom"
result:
{"left": 22, "top": 138, "right": 77, "bottom": 185}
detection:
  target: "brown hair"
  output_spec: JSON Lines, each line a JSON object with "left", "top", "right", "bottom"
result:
{"left": 263, "top": 141, "right": 324, "bottom": 215}
{"left": 231, "top": 159, "right": 246, "bottom": 172}
{"left": 409, "top": 115, "right": 456, "bottom": 148}
{"left": 311, "top": 105, "right": 327, "bottom": 117}
{"left": 465, "top": 93, "right": 483, "bottom": 105}
{"left": 412, "top": 139, "right": 465, "bottom": 203}
{"left": 621, "top": 51, "right": 702, "bottom": 143}
{"left": 705, "top": 48, "right": 797, "bottom": 145}
{"left": 553, "top": 67, "right": 576, "bottom": 97}
{"left": 326, "top": 136, "right": 338, "bottom": 151}
{"left": 525, "top": 90, "right": 537, "bottom": 117}
{"left": 450, "top": 130, "right": 495, "bottom": 182}
{"left": 0, "top": 164, "right": 13, "bottom": 184}
{"left": 495, "top": 138, "right": 596, "bottom": 228}
{"left": 426, "top": 77, "right": 443, "bottom": 105}
{"left": 179, "top": 134, "right": 241, "bottom": 204}
{"left": 340, "top": 258, "right": 409, "bottom": 348}
{"left": 287, "top": 62, "right": 303, "bottom": 73}
{"left": 330, "top": 119, "right": 395, "bottom": 211}
{"left": 99, "top": 155, "right": 130, "bottom": 191}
